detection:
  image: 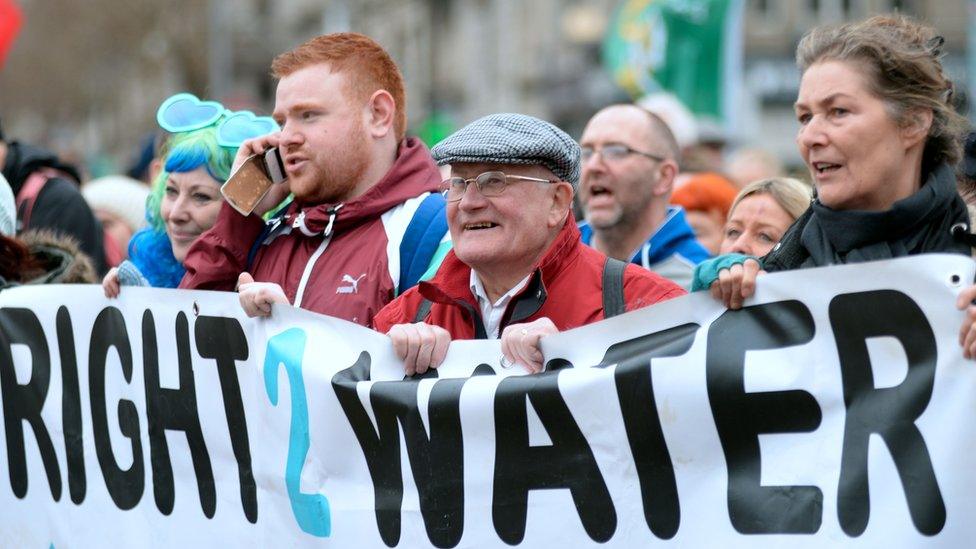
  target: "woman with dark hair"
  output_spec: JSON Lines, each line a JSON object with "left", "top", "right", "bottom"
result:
{"left": 700, "top": 15, "right": 972, "bottom": 309}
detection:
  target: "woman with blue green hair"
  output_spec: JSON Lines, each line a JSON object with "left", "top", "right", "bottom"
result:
{"left": 102, "top": 93, "right": 278, "bottom": 295}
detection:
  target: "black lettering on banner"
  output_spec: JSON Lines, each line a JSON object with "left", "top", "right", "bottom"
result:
{"left": 144, "top": 311, "right": 215, "bottom": 517}
{"left": 707, "top": 301, "right": 822, "bottom": 534}
{"left": 829, "top": 290, "right": 945, "bottom": 536}
{"left": 194, "top": 315, "right": 257, "bottom": 523}
{"left": 56, "top": 306, "right": 86, "bottom": 504}
{"left": 0, "top": 307, "right": 62, "bottom": 501}
{"left": 593, "top": 323, "right": 700, "bottom": 540}
{"left": 89, "top": 306, "right": 144, "bottom": 510}
{"left": 493, "top": 372, "right": 615, "bottom": 544}
{"left": 332, "top": 353, "right": 474, "bottom": 548}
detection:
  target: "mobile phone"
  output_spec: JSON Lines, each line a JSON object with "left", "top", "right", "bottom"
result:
{"left": 263, "top": 147, "right": 286, "bottom": 185}
{"left": 220, "top": 148, "right": 287, "bottom": 216}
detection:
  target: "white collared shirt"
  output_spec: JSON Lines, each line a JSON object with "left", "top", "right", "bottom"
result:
{"left": 470, "top": 271, "right": 531, "bottom": 339}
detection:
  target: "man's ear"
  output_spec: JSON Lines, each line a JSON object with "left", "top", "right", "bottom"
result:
{"left": 548, "top": 182, "right": 575, "bottom": 228}
{"left": 365, "top": 90, "right": 396, "bottom": 139}
{"left": 901, "top": 108, "right": 934, "bottom": 149}
{"left": 652, "top": 160, "right": 678, "bottom": 197}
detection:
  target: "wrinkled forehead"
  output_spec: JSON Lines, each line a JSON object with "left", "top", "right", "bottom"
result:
{"left": 449, "top": 162, "right": 558, "bottom": 181}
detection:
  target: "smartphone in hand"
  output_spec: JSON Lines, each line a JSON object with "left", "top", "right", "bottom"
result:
{"left": 221, "top": 148, "right": 287, "bottom": 216}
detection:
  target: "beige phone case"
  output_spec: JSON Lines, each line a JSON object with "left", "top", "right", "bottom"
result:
{"left": 220, "top": 154, "right": 274, "bottom": 216}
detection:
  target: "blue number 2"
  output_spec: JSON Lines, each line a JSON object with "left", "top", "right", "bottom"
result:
{"left": 263, "top": 328, "right": 331, "bottom": 537}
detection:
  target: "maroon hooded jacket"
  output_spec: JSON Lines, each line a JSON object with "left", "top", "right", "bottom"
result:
{"left": 373, "top": 214, "right": 686, "bottom": 338}
{"left": 179, "top": 138, "right": 442, "bottom": 326}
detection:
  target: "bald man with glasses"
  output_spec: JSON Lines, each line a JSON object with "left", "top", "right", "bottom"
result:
{"left": 578, "top": 105, "right": 711, "bottom": 289}
{"left": 373, "top": 113, "right": 684, "bottom": 376}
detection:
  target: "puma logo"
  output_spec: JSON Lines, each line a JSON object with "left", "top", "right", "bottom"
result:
{"left": 336, "top": 273, "right": 366, "bottom": 294}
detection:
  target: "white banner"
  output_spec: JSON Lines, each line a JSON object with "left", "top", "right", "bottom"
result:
{"left": 0, "top": 254, "right": 974, "bottom": 547}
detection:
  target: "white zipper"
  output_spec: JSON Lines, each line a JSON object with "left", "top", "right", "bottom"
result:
{"left": 294, "top": 235, "right": 331, "bottom": 308}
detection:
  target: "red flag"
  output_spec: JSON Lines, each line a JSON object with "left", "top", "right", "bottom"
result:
{"left": 0, "top": 0, "right": 23, "bottom": 69}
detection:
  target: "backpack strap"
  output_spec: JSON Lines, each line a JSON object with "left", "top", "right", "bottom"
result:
{"left": 15, "top": 168, "right": 65, "bottom": 231}
{"left": 246, "top": 201, "right": 294, "bottom": 271}
{"left": 413, "top": 298, "right": 434, "bottom": 323}
{"left": 398, "top": 192, "right": 448, "bottom": 295}
{"left": 602, "top": 257, "right": 627, "bottom": 319}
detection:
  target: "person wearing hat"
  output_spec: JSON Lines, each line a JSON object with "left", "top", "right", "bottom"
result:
{"left": 372, "top": 113, "right": 685, "bottom": 375}
{"left": 0, "top": 117, "right": 108, "bottom": 275}
{"left": 670, "top": 172, "right": 740, "bottom": 255}
{"left": 0, "top": 172, "right": 98, "bottom": 288}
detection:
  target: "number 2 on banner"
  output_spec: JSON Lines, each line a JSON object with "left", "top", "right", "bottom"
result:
{"left": 264, "top": 328, "right": 331, "bottom": 537}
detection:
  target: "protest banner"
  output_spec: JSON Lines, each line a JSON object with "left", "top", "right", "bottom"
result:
{"left": 0, "top": 254, "right": 973, "bottom": 547}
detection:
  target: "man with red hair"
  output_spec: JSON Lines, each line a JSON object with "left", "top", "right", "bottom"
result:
{"left": 180, "top": 33, "right": 447, "bottom": 326}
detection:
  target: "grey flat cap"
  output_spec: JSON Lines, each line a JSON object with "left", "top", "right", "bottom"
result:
{"left": 431, "top": 113, "right": 581, "bottom": 188}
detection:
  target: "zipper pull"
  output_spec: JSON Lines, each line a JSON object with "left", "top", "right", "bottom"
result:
{"left": 322, "top": 204, "right": 344, "bottom": 237}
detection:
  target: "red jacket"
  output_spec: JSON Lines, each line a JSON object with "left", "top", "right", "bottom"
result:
{"left": 373, "top": 215, "right": 686, "bottom": 338}
{"left": 179, "top": 138, "right": 442, "bottom": 326}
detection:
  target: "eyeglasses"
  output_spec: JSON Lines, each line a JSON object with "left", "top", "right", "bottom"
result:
{"left": 156, "top": 93, "right": 280, "bottom": 149}
{"left": 580, "top": 144, "right": 666, "bottom": 163}
{"left": 440, "top": 171, "right": 558, "bottom": 202}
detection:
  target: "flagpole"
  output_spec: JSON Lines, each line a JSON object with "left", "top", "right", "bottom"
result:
{"left": 722, "top": 0, "right": 745, "bottom": 140}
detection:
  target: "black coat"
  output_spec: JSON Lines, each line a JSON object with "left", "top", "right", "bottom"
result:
{"left": 2, "top": 141, "right": 107, "bottom": 275}
{"left": 763, "top": 163, "right": 970, "bottom": 272}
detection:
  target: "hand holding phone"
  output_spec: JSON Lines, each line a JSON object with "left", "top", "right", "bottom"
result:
{"left": 221, "top": 148, "right": 287, "bottom": 216}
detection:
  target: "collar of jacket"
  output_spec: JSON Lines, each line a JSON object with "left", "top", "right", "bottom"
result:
{"left": 578, "top": 206, "right": 701, "bottom": 265}
{"left": 278, "top": 137, "right": 441, "bottom": 237}
{"left": 639, "top": 206, "right": 700, "bottom": 265}
{"left": 418, "top": 213, "right": 582, "bottom": 334}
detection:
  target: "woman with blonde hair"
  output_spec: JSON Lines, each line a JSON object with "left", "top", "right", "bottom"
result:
{"left": 719, "top": 177, "right": 812, "bottom": 257}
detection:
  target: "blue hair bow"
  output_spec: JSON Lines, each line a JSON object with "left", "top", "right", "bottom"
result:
{"left": 156, "top": 93, "right": 279, "bottom": 149}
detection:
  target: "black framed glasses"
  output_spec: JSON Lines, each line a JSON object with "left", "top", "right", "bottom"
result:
{"left": 580, "top": 144, "right": 666, "bottom": 163}
{"left": 440, "top": 171, "right": 558, "bottom": 202}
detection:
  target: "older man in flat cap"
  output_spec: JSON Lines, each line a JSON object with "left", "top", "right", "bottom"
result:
{"left": 373, "top": 113, "right": 685, "bottom": 375}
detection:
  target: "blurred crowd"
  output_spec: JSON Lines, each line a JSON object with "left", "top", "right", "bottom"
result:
{"left": 4, "top": 13, "right": 976, "bottom": 370}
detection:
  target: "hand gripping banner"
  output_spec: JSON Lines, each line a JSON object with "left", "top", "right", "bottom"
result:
{"left": 0, "top": 254, "right": 974, "bottom": 547}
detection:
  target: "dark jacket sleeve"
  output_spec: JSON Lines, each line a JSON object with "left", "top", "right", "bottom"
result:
{"left": 178, "top": 202, "right": 266, "bottom": 290}
{"left": 31, "top": 177, "right": 108, "bottom": 275}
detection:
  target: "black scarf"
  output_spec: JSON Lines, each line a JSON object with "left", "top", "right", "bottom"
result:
{"left": 763, "top": 163, "right": 971, "bottom": 272}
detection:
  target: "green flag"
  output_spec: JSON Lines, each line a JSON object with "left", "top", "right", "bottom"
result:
{"left": 603, "top": 0, "right": 741, "bottom": 121}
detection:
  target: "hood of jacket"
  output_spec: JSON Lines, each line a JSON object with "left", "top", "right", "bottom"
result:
{"left": 579, "top": 206, "right": 708, "bottom": 266}
{"left": 19, "top": 229, "right": 98, "bottom": 284}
